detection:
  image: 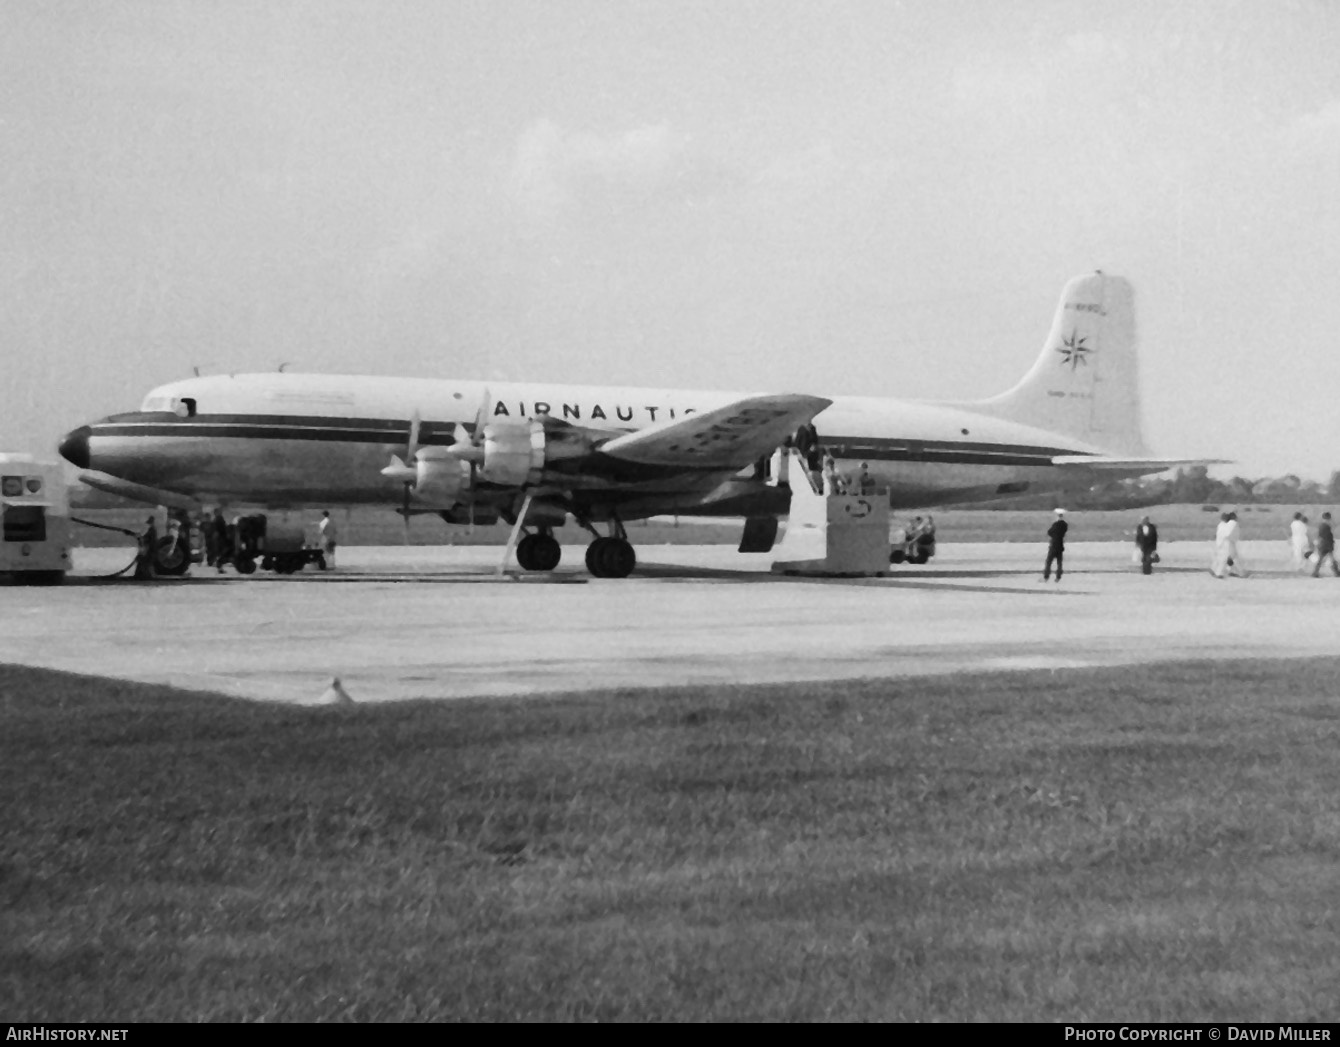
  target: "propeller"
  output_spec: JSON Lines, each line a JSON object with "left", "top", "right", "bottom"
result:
{"left": 380, "top": 410, "right": 422, "bottom": 534}
{"left": 380, "top": 391, "right": 490, "bottom": 534}
{"left": 446, "top": 387, "right": 489, "bottom": 531}
{"left": 445, "top": 387, "right": 489, "bottom": 464}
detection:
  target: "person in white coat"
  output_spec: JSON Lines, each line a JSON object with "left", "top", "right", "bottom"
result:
{"left": 1289, "top": 511, "right": 1313, "bottom": 571}
{"left": 1212, "top": 511, "right": 1247, "bottom": 578}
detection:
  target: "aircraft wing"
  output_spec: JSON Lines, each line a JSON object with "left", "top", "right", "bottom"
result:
{"left": 77, "top": 469, "right": 202, "bottom": 512}
{"left": 1051, "top": 456, "right": 1233, "bottom": 471}
{"left": 597, "top": 394, "right": 832, "bottom": 469}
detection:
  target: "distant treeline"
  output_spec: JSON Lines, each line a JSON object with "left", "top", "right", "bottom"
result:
{"left": 995, "top": 466, "right": 1340, "bottom": 511}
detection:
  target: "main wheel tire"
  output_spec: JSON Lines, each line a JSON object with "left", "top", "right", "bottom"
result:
{"left": 586, "top": 537, "right": 635, "bottom": 578}
{"left": 585, "top": 537, "right": 612, "bottom": 577}
{"left": 518, "top": 533, "right": 563, "bottom": 572}
{"left": 154, "top": 536, "right": 191, "bottom": 576}
{"left": 889, "top": 548, "right": 906, "bottom": 564}
{"left": 530, "top": 534, "right": 561, "bottom": 571}
{"left": 604, "top": 539, "right": 636, "bottom": 578}
{"left": 234, "top": 556, "right": 257, "bottom": 575}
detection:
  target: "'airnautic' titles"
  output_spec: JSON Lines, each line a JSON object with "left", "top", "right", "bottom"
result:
{"left": 492, "top": 401, "right": 697, "bottom": 423}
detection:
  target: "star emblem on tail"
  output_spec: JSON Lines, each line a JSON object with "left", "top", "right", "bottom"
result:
{"left": 1055, "top": 331, "right": 1092, "bottom": 370}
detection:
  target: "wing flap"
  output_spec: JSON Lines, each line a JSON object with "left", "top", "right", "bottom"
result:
{"left": 598, "top": 394, "right": 832, "bottom": 469}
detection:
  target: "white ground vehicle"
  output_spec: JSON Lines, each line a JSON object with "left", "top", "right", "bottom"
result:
{"left": 1, "top": 454, "right": 71, "bottom": 584}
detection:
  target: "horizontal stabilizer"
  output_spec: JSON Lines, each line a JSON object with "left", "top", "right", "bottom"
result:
{"left": 1051, "top": 455, "right": 1233, "bottom": 471}
{"left": 599, "top": 394, "right": 831, "bottom": 468}
{"left": 77, "top": 469, "right": 202, "bottom": 511}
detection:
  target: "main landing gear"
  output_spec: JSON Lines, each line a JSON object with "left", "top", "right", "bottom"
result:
{"left": 511, "top": 528, "right": 634, "bottom": 577}
{"left": 581, "top": 515, "right": 636, "bottom": 579}
{"left": 511, "top": 526, "right": 636, "bottom": 577}
{"left": 500, "top": 493, "right": 638, "bottom": 579}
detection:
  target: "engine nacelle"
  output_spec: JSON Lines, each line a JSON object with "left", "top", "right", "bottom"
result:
{"left": 413, "top": 448, "right": 469, "bottom": 502}
{"left": 479, "top": 419, "right": 545, "bottom": 487}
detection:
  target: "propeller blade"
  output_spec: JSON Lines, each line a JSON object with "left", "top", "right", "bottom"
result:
{"left": 472, "top": 387, "right": 490, "bottom": 445}
{"left": 407, "top": 410, "right": 421, "bottom": 460}
{"left": 381, "top": 455, "right": 416, "bottom": 482}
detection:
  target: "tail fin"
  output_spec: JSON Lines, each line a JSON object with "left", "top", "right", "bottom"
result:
{"left": 963, "top": 272, "right": 1150, "bottom": 457}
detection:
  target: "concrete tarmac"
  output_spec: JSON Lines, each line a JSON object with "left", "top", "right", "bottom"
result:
{"left": 2, "top": 539, "right": 1334, "bottom": 704}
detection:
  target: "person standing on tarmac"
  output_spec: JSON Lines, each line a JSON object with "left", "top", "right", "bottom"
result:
{"left": 211, "top": 507, "right": 230, "bottom": 573}
{"left": 319, "top": 510, "right": 338, "bottom": 569}
{"left": 1312, "top": 512, "right": 1340, "bottom": 578}
{"left": 1290, "top": 511, "right": 1313, "bottom": 571}
{"left": 1043, "top": 508, "right": 1068, "bottom": 582}
{"left": 1135, "top": 515, "right": 1159, "bottom": 575}
{"left": 203, "top": 507, "right": 219, "bottom": 567}
{"left": 134, "top": 516, "right": 158, "bottom": 580}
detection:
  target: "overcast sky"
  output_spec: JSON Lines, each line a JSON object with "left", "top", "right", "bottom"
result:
{"left": 4, "top": 1, "right": 1338, "bottom": 480}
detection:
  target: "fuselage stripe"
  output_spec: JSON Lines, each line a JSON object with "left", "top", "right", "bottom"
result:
{"left": 88, "top": 414, "right": 1091, "bottom": 467}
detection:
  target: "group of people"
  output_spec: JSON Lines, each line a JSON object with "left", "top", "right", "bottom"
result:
{"left": 894, "top": 514, "right": 937, "bottom": 562}
{"left": 134, "top": 507, "right": 340, "bottom": 578}
{"left": 822, "top": 454, "right": 879, "bottom": 497}
{"left": 1043, "top": 508, "right": 1155, "bottom": 582}
{"left": 1211, "top": 509, "right": 1340, "bottom": 578}
{"left": 1288, "top": 510, "right": 1339, "bottom": 577}
{"left": 1038, "top": 508, "right": 1340, "bottom": 581}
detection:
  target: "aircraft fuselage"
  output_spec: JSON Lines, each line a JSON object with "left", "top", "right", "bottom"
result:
{"left": 61, "top": 371, "right": 1117, "bottom": 515}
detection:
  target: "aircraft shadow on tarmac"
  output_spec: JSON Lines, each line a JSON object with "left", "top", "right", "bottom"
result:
{"left": 57, "top": 559, "right": 1211, "bottom": 589}
{"left": 630, "top": 562, "right": 1091, "bottom": 595}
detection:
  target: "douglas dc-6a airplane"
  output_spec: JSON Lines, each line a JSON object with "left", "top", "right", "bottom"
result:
{"left": 58, "top": 272, "right": 1208, "bottom": 577}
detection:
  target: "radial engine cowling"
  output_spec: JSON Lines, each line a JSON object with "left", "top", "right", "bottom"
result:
{"left": 479, "top": 419, "right": 545, "bottom": 486}
{"left": 412, "top": 447, "right": 469, "bottom": 501}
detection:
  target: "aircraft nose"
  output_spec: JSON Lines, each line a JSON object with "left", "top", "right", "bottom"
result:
{"left": 58, "top": 426, "right": 91, "bottom": 469}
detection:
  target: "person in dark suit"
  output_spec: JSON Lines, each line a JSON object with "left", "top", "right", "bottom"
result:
{"left": 1312, "top": 512, "right": 1340, "bottom": 578}
{"left": 1135, "top": 515, "right": 1159, "bottom": 575}
{"left": 134, "top": 516, "right": 158, "bottom": 580}
{"left": 211, "top": 507, "right": 231, "bottom": 572}
{"left": 1043, "top": 508, "right": 1068, "bottom": 581}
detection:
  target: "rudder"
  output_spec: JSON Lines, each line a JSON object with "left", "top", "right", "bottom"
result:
{"left": 964, "top": 272, "right": 1149, "bottom": 457}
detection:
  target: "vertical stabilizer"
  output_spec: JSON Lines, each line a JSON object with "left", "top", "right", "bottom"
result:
{"left": 964, "top": 273, "right": 1149, "bottom": 457}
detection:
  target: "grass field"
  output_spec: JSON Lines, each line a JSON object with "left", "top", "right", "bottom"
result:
{"left": 68, "top": 502, "right": 1311, "bottom": 549}
{"left": 4, "top": 659, "right": 1340, "bottom": 1021}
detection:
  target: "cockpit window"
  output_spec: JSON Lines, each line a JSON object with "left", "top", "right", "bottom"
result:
{"left": 140, "top": 394, "right": 197, "bottom": 416}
